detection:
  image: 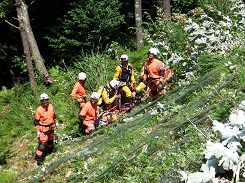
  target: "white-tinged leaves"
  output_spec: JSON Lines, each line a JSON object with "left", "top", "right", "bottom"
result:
{"left": 203, "top": 140, "right": 239, "bottom": 171}
{"left": 186, "top": 165, "right": 218, "bottom": 183}
{"left": 212, "top": 120, "right": 239, "bottom": 140}
{"left": 229, "top": 109, "right": 245, "bottom": 127}
{"left": 238, "top": 100, "right": 245, "bottom": 110}
{"left": 195, "top": 37, "right": 207, "bottom": 46}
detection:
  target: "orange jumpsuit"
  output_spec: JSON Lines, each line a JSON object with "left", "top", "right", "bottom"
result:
{"left": 34, "top": 104, "right": 58, "bottom": 157}
{"left": 79, "top": 101, "right": 98, "bottom": 134}
{"left": 70, "top": 81, "right": 86, "bottom": 103}
{"left": 143, "top": 58, "right": 165, "bottom": 99}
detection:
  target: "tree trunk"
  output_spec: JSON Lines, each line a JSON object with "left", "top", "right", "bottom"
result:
{"left": 163, "top": 0, "right": 171, "bottom": 21}
{"left": 19, "top": 28, "right": 37, "bottom": 87}
{"left": 134, "top": 0, "right": 144, "bottom": 50}
{"left": 155, "top": 0, "right": 171, "bottom": 21}
{"left": 15, "top": 0, "right": 54, "bottom": 85}
{"left": 155, "top": 0, "right": 164, "bottom": 8}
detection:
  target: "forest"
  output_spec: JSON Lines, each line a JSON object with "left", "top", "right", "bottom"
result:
{"left": 0, "top": 0, "right": 245, "bottom": 182}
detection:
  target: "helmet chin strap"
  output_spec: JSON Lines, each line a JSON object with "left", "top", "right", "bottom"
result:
{"left": 41, "top": 100, "right": 49, "bottom": 107}
{"left": 91, "top": 99, "right": 98, "bottom": 104}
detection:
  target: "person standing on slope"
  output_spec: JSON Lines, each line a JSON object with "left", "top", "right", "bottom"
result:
{"left": 143, "top": 48, "right": 167, "bottom": 100}
{"left": 113, "top": 54, "right": 136, "bottom": 104}
{"left": 34, "top": 93, "right": 59, "bottom": 165}
{"left": 70, "top": 72, "right": 87, "bottom": 108}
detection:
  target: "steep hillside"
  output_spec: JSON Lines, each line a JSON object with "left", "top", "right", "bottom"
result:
{"left": 2, "top": 62, "right": 244, "bottom": 183}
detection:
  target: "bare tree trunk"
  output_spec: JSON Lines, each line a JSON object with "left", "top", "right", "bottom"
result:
{"left": 155, "top": 0, "right": 164, "bottom": 8}
{"left": 163, "top": 0, "right": 171, "bottom": 21}
{"left": 155, "top": 0, "right": 171, "bottom": 21}
{"left": 134, "top": 0, "right": 144, "bottom": 50}
{"left": 19, "top": 29, "right": 37, "bottom": 87}
{"left": 5, "top": 61, "right": 18, "bottom": 86}
{"left": 15, "top": 0, "right": 54, "bottom": 85}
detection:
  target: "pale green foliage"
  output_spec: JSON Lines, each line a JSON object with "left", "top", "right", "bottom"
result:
{"left": 0, "top": 0, "right": 10, "bottom": 18}
{"left": 0, "top": 86, "right": 14, "bottom": 100}
{"left": 0, "top": 171, "right": 17, "bottom": 183}
{"left": 73, "top": 53, "right": 118, "bottom": 94}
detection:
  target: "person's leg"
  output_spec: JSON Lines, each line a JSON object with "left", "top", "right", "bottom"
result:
{"left": 35, "top": 132, "right": 48, "bottom": 165}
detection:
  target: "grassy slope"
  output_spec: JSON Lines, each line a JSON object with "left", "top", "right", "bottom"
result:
{"left": 0, "top": 47, "right": 244, "bottom": 182}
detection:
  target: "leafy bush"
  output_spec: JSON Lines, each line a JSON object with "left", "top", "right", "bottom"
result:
{"left": 45, "top": 0, "right": 126, "bottom": 62}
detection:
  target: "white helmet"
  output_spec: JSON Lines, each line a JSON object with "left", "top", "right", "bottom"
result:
{"left": 120, "top": 54, "right": 128, "bottom": 61}
{"left": 40, "top": 93, "right": 49, "bottom": 100}
{"left": 91, "top": 92, "right": 99, "bottom": 100}
{"left": 110, "top": 80, "right": 120, "bottom": 90}
{"left": 78, "top": 72, "right": 86, "bottom": 80}
{"left": 148, "top": 48, "right": 159, "bottom": 56}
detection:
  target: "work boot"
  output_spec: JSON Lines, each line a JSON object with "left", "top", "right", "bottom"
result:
{"left": 89, "top": 129, "right": 96, "bottom": 135}
{"left": 47, "top": 146, "right": 57, "bottom": 154}
{"left": 36, "top": 156, "right": 43, "bottom": 166}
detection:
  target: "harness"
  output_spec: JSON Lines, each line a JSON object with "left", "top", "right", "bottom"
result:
{"left": 39, "top": 123, "right": 55, "bottom": 134}
{"left": 119, "top": 64, "right": 132, "bottom": 83}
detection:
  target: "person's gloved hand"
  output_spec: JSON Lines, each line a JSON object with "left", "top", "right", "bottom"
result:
{"left": 55, "top": 122, "right": 59, "bottom": 129}
{"left": 37, "top": 132, "right": 40, "bottom": 138}
{"left": 159, "top": 77, "right": 164, "bottom": 83}
{"left": 130, "top": 83, "right": 136, "bottom": 90}
{"left": 114, "top": 94, "right": 120, "bottom": 99}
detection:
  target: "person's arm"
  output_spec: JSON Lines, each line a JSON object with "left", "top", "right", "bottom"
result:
{"left": 113, "top": 66, "right": 121, "bottom": 81}
{"left": 130, "top": 68, "right": 136, "bottom": 84}
{"left": 70, "top": 82, "right": 78, "bottom": 99}
{"left": 79, "top": 115, "right": 85, "bottom": 123}
{"left": 143, "top": 68, "right": 149, "bottom": 84}
{"left": 102, "top": 90, "right": 118, "bottom": 104}
{"left": 34, "top": 109, "right": 41, "bottom": 137}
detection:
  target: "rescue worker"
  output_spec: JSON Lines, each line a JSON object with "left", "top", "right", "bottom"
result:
{"left": 70, "top": 72, "right": 87, "bottom": 108}
{"left": 113, "top": 54, "right": 136, "bottom": 103}
{"left": 143, "top": 48, "right": 168, "bottom": 100}
{"left": 100, "top": 80, "right": 121, "bottom": 111}
{"left": 79, "top": 92, "right": 99, "bottom": 134}
{"left": 34, "top": 93, "right": 59, "bottom": 165}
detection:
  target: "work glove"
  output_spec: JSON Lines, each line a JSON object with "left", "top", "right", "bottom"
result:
{"left": 130, "top": 83, "right": 136, "bottom": 91}
{"left": 37, "top": 132, "right": 40, "bottom": 138}
{"left": 55, "top": 122, "right": 59, "bottom": 129}
{"left": 159, "top": 77, "right": 164, "bottom": 83}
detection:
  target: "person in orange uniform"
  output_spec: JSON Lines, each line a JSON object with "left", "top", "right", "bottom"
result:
{"left": 70, "top": 72, "right": 87, "bottom": 108}
{"left": 34, "top": 93, "right": 59, "bottom": 165}
{"left": 79, "top": 92, "right": 99, "bottom": 134}
{"left": 113, "top": 54, "right": 136, "bottom": 103}
{"left": 143, "top": 48, "right": 167, "bottom": 100}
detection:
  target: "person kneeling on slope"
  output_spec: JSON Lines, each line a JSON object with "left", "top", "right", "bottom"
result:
{"left": 79, "top": 92, "right": 99, "bottom": 134}
{"left": 99, "top": 80, "right": 121, "bottom": 111}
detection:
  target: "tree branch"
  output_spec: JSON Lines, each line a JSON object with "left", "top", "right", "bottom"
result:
{"left": 5, "top": 20, "right": 19, "bottom": 29}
